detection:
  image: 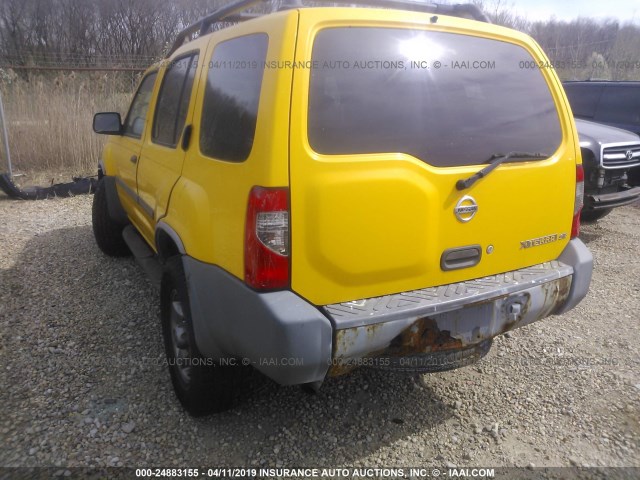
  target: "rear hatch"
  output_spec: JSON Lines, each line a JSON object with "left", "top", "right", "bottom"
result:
{"left": 289, "top": 9, "right": 578, "bottom": 306}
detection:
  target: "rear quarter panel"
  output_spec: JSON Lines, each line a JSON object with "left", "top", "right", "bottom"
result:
{"left": 162, "top": 11, "right": 298, "bottom": 278}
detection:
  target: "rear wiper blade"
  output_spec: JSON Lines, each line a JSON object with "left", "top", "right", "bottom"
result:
{"left": 456, "top": 151, "right": 548, "bottom": 191}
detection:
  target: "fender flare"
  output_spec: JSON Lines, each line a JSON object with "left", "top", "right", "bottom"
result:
{"left": 155, "top": 221, "right": 186, "bottom": 258}
{"left": 102, "top": 176, "right": 129, "bottom": 226}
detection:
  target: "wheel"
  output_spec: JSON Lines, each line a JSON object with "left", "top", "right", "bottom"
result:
{"left": 580, "top": 208, "right": 612, "bottom": 223}
{"left": 161, "top": 256, "right": 242, "bottom": 415}
{"left": 92, "top": 178, "right": 130, "bottom": 256}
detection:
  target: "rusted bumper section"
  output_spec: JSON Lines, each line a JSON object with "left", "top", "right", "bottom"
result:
{"left": 324, "top": 239, "right": 592, "bottom": 376}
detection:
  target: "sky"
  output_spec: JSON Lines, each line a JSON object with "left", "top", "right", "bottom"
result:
{"left": 495, "top": 0, "right": 640, "bottom": 23}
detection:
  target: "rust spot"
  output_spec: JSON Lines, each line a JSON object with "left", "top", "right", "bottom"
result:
{"left": 328, "top": 317, "right": 466, "bottom": 377}
{"left": 520, "top": 296, "right": 531, "bottom": 317}
{"left": 329, "top": 316, "right": 473, "bottom": 376}
{"left": 387, "top": 316, "right": 463, "bottom": 355}
{"left": 365, "top": 321, "right": 384, "bottom": 340}
{"left": 558, "top": 276, "right": 572, "bottom": 299}
{"left": 549, "top": 276, "right": 572, "bottom": 315}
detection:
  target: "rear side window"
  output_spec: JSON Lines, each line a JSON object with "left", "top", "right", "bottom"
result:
{"left": 308, "top": 28, "right": 562, "bottom": 167}
{"left": 200, "top": 34, "right": 268, "bottom": 162}
{"left": 564, "top": 84, "right": 604, "bottom": 118}
{"left": 123, "top": 72, "right": 157, "bottom": 138}
{"left": 595, "top": 86, "right": 640, "bottom": 126}
{"left": 152, "top": 53, "right": 199, "bottom": 147}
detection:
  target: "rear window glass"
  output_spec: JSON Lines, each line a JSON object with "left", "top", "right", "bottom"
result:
{"left": 564, "top": 84, "right": 604, "bottom": 118}
{"left": 308, "top": 28, "right": 562, "bottom": 167}
{"left": 595, "top": 86, "right": 640, "bottom": 126}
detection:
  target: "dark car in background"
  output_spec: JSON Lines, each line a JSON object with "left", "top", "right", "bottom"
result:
{"left": 563, "top": 81, "right": 640, "bottom": 220}
{"left": 564, "top": 81, "right": 640, "bottom": 135}
{"left": 573, "top": 118, "right": 640, "bottom": 221}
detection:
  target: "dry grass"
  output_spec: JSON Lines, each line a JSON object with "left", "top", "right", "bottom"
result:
{"left": 0, "top": 71, "right": 138, "bottom": 181}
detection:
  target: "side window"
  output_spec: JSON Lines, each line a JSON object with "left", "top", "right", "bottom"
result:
{"left": 152, "top": 53, "right": 199, "bottom": 147}
{"left": 123, "top": 72, "right": 158, "bottom": 138}
{"left": 200, "top": 34, "right": 268, "bottom": 162}
{"left": 595, "top": 86, "right": 640, "bottom": 126}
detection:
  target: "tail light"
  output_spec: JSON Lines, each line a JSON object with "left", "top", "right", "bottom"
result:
{"left": 245, "top": 187, "right": 290, "bottom": 290}
{"left": 571, "top": 164, "right": 584, "bottom": 239}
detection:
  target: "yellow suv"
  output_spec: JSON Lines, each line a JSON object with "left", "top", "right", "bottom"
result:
{"left": 92, "top": 0, "right": 593, "bottom": 415}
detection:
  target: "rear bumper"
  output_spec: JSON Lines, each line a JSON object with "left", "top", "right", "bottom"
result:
{"left": 325, "top": 239, "right": 591, "bottom": 375}
{"left": 586, "top": 185, "right": 640, "bottom": 210}
{"left": 186, "top": 239, "right": 592, "bottom": 385}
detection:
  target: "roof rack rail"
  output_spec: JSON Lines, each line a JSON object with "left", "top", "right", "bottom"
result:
{"left": 167, "top": 0, "right": 270, "bottom": 58}
{"left": 334, "top": 1, "right": 489, "bottom": 22}
{"left": 166, "top": 0, "right": 489, "bottom": 58}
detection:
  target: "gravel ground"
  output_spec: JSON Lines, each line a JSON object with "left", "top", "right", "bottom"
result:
{"left": 0, "top": 194, "right": 638, "bottom": 474}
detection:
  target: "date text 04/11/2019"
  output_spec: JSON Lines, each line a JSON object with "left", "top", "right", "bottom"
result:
{"left": 135, "top": 468, "right": 497, "bottom": 478}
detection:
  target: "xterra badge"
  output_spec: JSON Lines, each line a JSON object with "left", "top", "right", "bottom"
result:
{"left": 520, "top": 233, "right": 567, "bottom": 249}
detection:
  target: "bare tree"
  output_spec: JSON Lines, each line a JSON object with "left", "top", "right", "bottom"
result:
{"left": 0, "top": 0, "right": 638, "bottom": 80}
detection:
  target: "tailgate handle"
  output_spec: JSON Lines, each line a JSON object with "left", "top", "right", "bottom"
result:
{"left": 441, "top": 245, "right": 482, "bottom": 271}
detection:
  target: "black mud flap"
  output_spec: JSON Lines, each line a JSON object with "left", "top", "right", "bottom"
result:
{"left": 0, "top": 173, "right": 98, "bottom": 200}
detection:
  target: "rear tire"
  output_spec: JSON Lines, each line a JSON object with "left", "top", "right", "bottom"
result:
{"left": 160, "top": 256, "right": 242, "bottom": 415}
{"left": 580, "top": 208, "right": 612, "bottom": 223}
{"left": 92, "top": 178, "right": 130, "bottom": 257}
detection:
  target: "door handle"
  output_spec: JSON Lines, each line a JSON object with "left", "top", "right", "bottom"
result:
{"left": 130, "top": 155, "right": 138, "bottom": 164}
